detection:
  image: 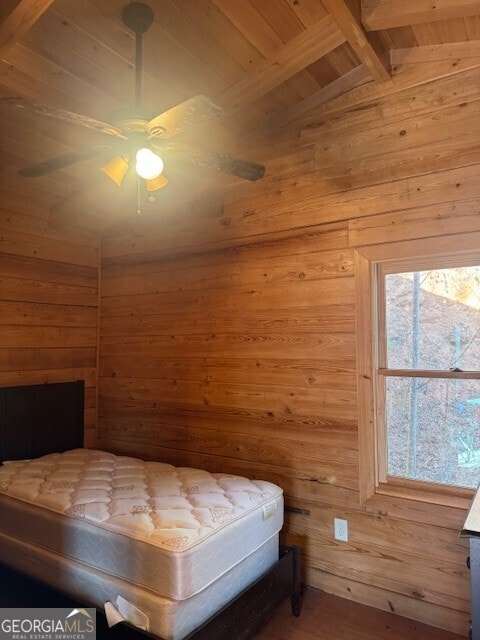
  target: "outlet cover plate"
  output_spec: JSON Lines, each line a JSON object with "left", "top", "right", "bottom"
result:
{"left": 334, "top": 517, "right": 348, "bottom": 542}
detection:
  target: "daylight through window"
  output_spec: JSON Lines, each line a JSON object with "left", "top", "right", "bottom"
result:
{"left": 356, "top": 243, "right": 480, "bottom": 504}
{"left": 380, "top": 264, "right": 480, "bottom": 489}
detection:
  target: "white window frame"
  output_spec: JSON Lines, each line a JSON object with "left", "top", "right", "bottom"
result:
{"left": 356, "top": 236, "right": 480, "bottom": 507}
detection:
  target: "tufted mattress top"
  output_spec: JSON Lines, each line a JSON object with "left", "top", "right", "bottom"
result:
{"left": 0, "top": 449, "right": 283, "bottom": 600}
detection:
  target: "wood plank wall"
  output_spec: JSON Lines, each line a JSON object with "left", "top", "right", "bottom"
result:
{"left": 98, "top": 65, "right": 480, "bottom": 634}
{"left": 0, "top": 189, "right": 99, "bottom": 446}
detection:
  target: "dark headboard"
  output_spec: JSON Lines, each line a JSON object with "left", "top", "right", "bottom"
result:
{"left": 0, "top": 380, "right": 84, "bottom": 463}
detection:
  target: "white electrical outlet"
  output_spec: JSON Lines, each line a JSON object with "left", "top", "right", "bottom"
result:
{"left": 334, "top": 517, "right": 349, "bottom": 542}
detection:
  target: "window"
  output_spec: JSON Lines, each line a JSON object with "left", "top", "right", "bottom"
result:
{"left": 356, "top": 240, "right": 480, "bottom": 505}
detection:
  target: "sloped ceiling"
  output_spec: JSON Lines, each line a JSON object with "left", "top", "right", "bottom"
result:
{"left": 0, "top": 0, "right": 479, "bottom": 228}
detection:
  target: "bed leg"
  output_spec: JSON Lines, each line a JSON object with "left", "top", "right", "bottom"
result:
{"left": 290, "top": 545, "right": 302, "bottom": 617}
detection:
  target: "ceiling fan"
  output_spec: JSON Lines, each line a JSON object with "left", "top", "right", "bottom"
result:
{"left": 1, "top": 2, "right": 265, "bottom": 199}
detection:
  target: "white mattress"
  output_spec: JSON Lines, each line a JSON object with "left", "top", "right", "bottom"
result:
{"left": 0, "top": 449, "right": 283, "bottom": 600}
{"left": 0, "top": 529, "right": 279, "bottom": 640}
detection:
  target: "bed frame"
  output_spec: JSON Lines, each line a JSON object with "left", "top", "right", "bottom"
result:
{"left": 0, "top": 380, "right": 301, "bottom": 640}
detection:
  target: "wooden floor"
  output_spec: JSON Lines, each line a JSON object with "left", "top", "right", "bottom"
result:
{"left": 0, "top": 561, "right": 467, "bottom": 640}
{"left": 254, "top": 588, "right": 467, "bottom": 640}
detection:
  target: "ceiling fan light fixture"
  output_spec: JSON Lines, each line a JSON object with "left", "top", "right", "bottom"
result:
{"left": 7, "top": 0, "right": 265, "bottom": 206}
{"left": 135, "top": 147, "right": 164, "bottom": 180}
{"left": 146, "top": 173, "right": 168, "bottom": 192}
{"left": 100, "top": 155, "right": 129, "bottom": 186}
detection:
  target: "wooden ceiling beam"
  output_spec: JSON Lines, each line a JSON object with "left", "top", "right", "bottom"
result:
{"left": 321, "top": 0, "right": 390, "bottom": 82}
{"left": 298, "top": 47, "right": 480, "bottom": 121}
{"left": 271, "top": 65, "right": 372, "bottom": 129}
{"left": 362, "top": 0, "right": 480, "bottom": 31}
{"left": 218, "top": 15, "right": 346, "bottom": 112}
{"left": 0, "top": 0, "right": 55, "bottom": 58}
{"left": 391, "top": 41, "right": 480, "bottom": 66}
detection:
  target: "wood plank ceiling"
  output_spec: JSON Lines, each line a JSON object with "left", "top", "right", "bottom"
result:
{"left": 0, "top": 0, "right": 479, "bottom": 227}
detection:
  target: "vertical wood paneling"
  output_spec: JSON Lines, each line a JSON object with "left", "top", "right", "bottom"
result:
{"left": 98, "top": 66, "right": 480, "bottom": 635}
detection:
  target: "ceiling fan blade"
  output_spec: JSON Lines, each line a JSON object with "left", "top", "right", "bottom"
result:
{"left": 1, "top": 97, "right": 128, "bottom": 140}
{"left": 158, "top": 142, "right": 265, "bottom": 181}
{"left": 19, "top": 146, "right": 114, "bottom": 178}
{"left": 145, "top": 95, "right": 223, "bottom": 139}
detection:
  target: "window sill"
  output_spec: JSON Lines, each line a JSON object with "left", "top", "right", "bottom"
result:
{"left": 372, "top": 477, "right": 473, "bottom": 510}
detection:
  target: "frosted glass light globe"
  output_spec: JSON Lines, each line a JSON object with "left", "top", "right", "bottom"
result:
{"left": 135, "top": 147, "right": 164, "bottom": 180}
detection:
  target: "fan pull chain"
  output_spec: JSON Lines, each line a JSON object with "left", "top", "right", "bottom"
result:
{"left": 136, "top": 175, "right": 142, "bottom": 216}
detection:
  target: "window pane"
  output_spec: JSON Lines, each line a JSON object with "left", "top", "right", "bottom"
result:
{"left": 386, "top": 377, "right": 480, "bottom": 488}
{"left": 385, "top": 267, "right": 480, "bottom": 370}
